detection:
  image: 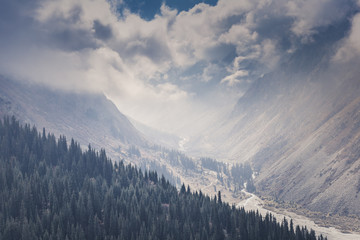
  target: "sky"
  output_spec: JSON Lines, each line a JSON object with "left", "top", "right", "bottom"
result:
{"left": 0, "top": 0, "right": 359, "bottom": 135}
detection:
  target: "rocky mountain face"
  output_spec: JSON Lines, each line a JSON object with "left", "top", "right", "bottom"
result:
{"left": 0, "top": 76, "right": 256, "bottom": 206}
{"left": 248, "top": 64, "right": 360, "bottom": 217}
{"left": 186, "top": 23, "right": 360, "bottom": 217}
{"left": 1, "top": 20, "right": 359, "bottom": 220}
{"left": 0, "top": 77, "right": 146, "bottom": 159}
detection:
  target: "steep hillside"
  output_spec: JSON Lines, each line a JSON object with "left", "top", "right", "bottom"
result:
{"left": 0, "top": 77, "right": 146, "bottom": 158}
{"left": 185, "top": 23, "right": 360, "bottom": 218}
{"left": 0, "top": 77, "right": 255, "bottom": 206}
{"left": 0, "top": 117, "right": 328, "bottom": 240}
{"left": 241, "top": 70, "right": 360, "bottom": 218}
{"left": 253, "top": 77, "right": 360, "bottom": 217}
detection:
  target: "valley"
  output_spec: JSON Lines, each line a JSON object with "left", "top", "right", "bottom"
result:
{"left": 1, "top": 75, "right": 360, "bottom": 239}
{"left": 237, "top": 191, "right": 360, "bottom": 240}
{"left": 1, "top": 0, "right": 360, "bottom": 239}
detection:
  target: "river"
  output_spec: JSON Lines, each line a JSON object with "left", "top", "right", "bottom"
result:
{"left": 236, "top": 191, "right": 360, "bottom": 240}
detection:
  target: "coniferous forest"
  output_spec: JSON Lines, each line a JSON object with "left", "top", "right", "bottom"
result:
{"left": 0, "top": 116, "right": 327, "bottom": 240}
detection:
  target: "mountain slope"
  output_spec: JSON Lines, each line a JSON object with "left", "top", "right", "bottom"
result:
{"left": 0, "top": 76, "right": 252, "bottom": 205}
{"left": 185, "top": 23, "right": 360, "bottom": 218}
{"left": 0, "top": 77, "right": 146, "bottom": 158}
{"left": 0, "top": 116, "right": 327, "bottom": 240}
{"left": 251, "top": 67, "right": 360, "bottom": 217}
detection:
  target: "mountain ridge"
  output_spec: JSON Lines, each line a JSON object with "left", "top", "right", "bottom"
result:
{"left": 1, "top": 116, "right": 327, "bottom": 240}
{"left": 0, "top": 76, "right": 146, "bottom": 158}
{"left": 183, "top": 22, "right": 360, "bottom": 218}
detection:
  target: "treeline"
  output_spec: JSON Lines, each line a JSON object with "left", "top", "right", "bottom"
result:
{"left": 200, "top": 158, "right": 256, "bottom": 193}
{"left": 138, "top": 158, "right": 182, "bottom": 186}
{"left": 200, "top": 157, "right": 226, "bottom": 172}
{"left": 230, "top": 163, "right": 255, "bottom": 193}
{"left": 140, "top": 145, "right": 197, "bottom": 171}
{"left": 151, "top": 146, "right": 255, "bottom": 193}
{"left": 163, "top": 149, "right": 197, "bottom": 170}
{"left": 0, "top": 116, "right": 326, "bottom": 240}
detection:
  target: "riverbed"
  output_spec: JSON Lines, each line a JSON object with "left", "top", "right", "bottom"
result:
{"left": 237, "top": 191, "right": 360, "bottom": 240}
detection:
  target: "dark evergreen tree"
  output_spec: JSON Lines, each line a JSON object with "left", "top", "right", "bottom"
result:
{"left": 0, "top": 116, "right": 327, "bottom": 240}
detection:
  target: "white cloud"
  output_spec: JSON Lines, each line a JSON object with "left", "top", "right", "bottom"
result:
{"left": 156, "top": 83, "right": 189, "bottom": 101}
{"left": 285, "top": 0, "right": 350, "bottom": 39}
{"left": 165, "top": 0, "right": 254, "bottom": 67}
{"left": 333, "top": 13, "right": 360, "bottom": 63}
{"left": 219, "top": 24, "right": 258, "bottom": 48}
{"left": 0, "top": 46, "right": 91, "bottom": 92}
{"left": 0, "top": 0, "right": 357, "bottom": 134}
{"left": 221, "top": 70, "right": 249, "bottom": 86}
{"left": 259, "top": 39, "right": 280, "bottom": 70}
{"left": 36, "top": 0, "right": 117, "bottom": 26}
{"left": 201, "top": 63, "right": 222, "bottom": 82}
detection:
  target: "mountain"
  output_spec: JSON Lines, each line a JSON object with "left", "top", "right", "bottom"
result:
{"left": 1, "top": 19, "right": 359, "bottom": 223}
{"left": 0, "top": 76, "right": 146, "bottom": 159}
{"left": 0, "top": 116, "right": 327, "bottom": 240}
{"left": 185, "top": 21, "right": 360, "bottom": 218}
{"left": 0, "top": 76, "right": 254, "bottom": 205}
{"left": 242, "top": 61, "right": 360, "bottom": 217}
{"left": 129, "top": 116, "right": 182, "bottom": 150}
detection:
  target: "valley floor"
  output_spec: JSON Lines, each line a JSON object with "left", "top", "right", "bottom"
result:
{"left": 237, "top": 191, "right": 360, "bottom": 240}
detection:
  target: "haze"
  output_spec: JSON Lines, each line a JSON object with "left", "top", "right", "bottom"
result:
{"left": 1, "top": 0, "right": 359, "bottom": 140}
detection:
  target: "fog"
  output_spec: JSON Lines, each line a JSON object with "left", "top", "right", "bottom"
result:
{"left": 0, "top": 0, "right": 359, "bottom": 139}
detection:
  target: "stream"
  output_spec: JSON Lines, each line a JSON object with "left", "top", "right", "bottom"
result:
{"left": 236, "top": 191, "right": 360, "bottom": 240}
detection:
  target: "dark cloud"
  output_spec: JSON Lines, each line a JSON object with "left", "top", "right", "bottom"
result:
{"left": 286, "top": 18, "right": 354, "bottom": 74}
{"left": 216, "top": 14, "right": 245, "bottom": 34}
{"left": 203, "top": 43, "right": 237, "bottom": 63}
{"left": 37, "top": 5, "right": 99, "bottom": 51}
{"left": 115, "top": 35, "right": 171, "bottom": 64}
{"left": 93, "top": 20, "right": 113, "bottom": 40}
{"left": 253, "top": 16, "right": 294, "bottom": 51}
{"left": 0, "top": 0, "right": 359, "bottom": 135}
{"left": 0, "top": 0, "right": 40, "bottom": 45}
{"left": 67, "top": 5, "right": 83, "bottom": 23}
{"left": 0, "top": 0, "right": 39, "bottom": 24}
{"left": 140, "top": 37, "right": 171, "bottom": 63}
{"left": 50, "top": 28, "right": 99, "bottom": 51}
{"left": 0, "top": 0, "right": 98, "bottom": 52}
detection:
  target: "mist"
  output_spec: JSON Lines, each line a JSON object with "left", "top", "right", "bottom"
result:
{"left": 0, "top": 0, "right": 359, "bottom": 140}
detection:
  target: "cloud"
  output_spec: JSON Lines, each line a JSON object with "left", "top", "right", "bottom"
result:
{"left": 165, "top": 0, "right": 254, "bottom": 67}
{"left": 221, "top": 70, "right": 249, "bottom": 86}
{"left": 333, "top": 12, "right": 360, "bottom": 63}
{"left": 93, "top": 20, "right": 113, "bottom": 40}
{"left": 201, "top": 63, "right": 222, "bottom": 82}
{"left": 285, "top": 0, "right": 354, "bottom": 40}
{"left": 219, "top": 23, "right": 258, "bottom": 51}
{"left": 0, "top": 0, "right": 357, "bottom": 134}
{"left": 0, "top": 47, "right": 89, "bottom": 91}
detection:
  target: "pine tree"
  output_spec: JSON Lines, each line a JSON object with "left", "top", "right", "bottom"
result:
{"left": 0, "top": 116, "right": 327, "bottom": 240}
